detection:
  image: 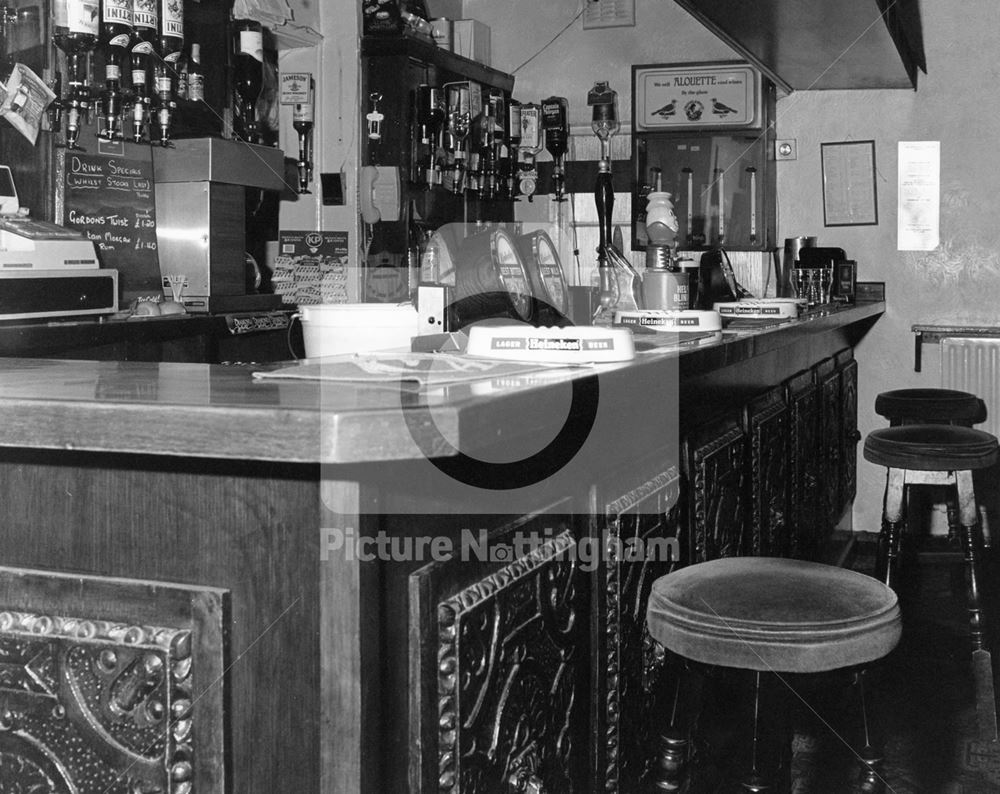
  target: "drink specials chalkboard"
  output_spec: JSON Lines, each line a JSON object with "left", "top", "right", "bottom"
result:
{"left": 61, "top": 144, "right": 161, "bottom": 301}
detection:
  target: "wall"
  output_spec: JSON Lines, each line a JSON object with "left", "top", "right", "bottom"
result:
{"left": 276, "top": 0, "right": 360, "bottom": 291}
{"left": 464, "top": 0, "right": 742, "bottom": 284}
{"left": 478, "top": 0, "right": 996, "bottom": 533}
{"left": 774, "top": 0, "right": 997, "bottom": 532}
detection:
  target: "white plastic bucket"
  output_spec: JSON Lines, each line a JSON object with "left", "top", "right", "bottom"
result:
{"left": 298, "top": 303, "right": 418, "bottom": 358}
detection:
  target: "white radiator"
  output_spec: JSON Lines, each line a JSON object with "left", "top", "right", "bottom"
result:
{"left": 941, "top": 337, "right": 1000, "bottom": 438}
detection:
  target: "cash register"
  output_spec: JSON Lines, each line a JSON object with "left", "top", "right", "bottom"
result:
{"left": 0, "top": 165, "right": 118, "bottom": 321}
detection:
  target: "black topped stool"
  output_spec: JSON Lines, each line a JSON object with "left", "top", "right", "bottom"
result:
{"left": 864, "top": 424, "right": 999, "bottom": 739}
{"left": 646, "top": 557, "right": 901, "bottom": 792}
{"left": 874, "top": 387, "right": 987, "bottom": 427}
{"left": 874, "top": 387, "right": 992, "bottom": 546}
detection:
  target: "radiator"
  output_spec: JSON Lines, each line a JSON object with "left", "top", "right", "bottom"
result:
{"left": 941, "top": 337, "right": 1000, "bottom": 438}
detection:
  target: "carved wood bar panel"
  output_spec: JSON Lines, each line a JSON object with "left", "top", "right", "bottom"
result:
{"left": 0, "top": 567, "right": 227, "bottom": 794}
{"left": 837, "top": 351, "right": 860, "bottom": 517}
{"left": 742, "top": 387, "right": 791, "bottom": 557}
{"left": 592, "top": 464, "right": 683, "bottom": 793}
{"left": 684, "top": 418, "right": 747, "bottom": 563}
{"left": 816, "top": 356, "right": 844, "bottom": 535}
{"left": 785, "top": 369, "right": 823, "bottom": 559}
{"left": 409, "top": 506, "right": 587, "bottom": 794}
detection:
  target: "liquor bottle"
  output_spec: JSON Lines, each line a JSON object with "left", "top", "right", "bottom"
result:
{"left": 292, "top": 77, "right": 314, "bottom": 193}
{"left": 153, "top": 0, "right": 183, "bottom": 144}
{"left": 129, "top": 0, "right": 158, "bottom": 142}
{"left": 541, "top": 96, "right": 569, "bottom": 201}
{"left": 186, "top": 42, "right": 204, "bottom": 102}
{"left": 232, "top": 18, "right": 263, "bottom": 143}
{"left": 99, "top": 0, "right": 132, "bottom": 139}
{"left": 52, "top": 0, "right": 99, "bottom": 148}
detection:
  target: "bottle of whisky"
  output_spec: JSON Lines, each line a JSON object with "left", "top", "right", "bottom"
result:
{"left": 232, "top": 17, "right": 263, "bottom": 143}
{"left": 186, "top": 42, "right": 204, "bottom": 102}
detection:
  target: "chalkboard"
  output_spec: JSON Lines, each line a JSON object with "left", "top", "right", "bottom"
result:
{"left": 61, "top": 145, "right": 160, "bottom": 301}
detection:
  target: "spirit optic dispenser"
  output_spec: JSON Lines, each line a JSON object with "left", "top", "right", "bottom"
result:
{"left": 232, "top": 18, "right": 263, "bottom": 143}
{"left": 154, "top": 0, "right": 184, "bottom": 145}
{"left": 292, "top": 76, "right": 314, "bottom": 193}
{"left": 98, "top": 0, "right": 132, "bottom": 140}
{"left": 128, "top": 0, "right": 158, "bottom": 142}
{"left": 540, "top": 96, "right": 568, "bottom": 201}
{"left": 52, "top": 0, "right": 98, "bottom": 149}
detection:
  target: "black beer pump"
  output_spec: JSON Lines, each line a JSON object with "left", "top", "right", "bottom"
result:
{"left": 587, "top": 80, "right": 639, "bottom": 320}
{"left": 589, "top": 81, "right": 617, "bottom": 314}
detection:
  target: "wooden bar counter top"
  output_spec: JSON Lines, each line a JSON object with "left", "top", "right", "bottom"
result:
{"left": 0, "top": 300, "right": 882, "bottom": 794}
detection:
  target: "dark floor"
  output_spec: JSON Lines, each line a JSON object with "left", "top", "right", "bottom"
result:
{"left": 792, "top": 539, "right": 1000, "bottom": 793}
{"left": 685, "top": 537, "right": 1000, "bottom": 793}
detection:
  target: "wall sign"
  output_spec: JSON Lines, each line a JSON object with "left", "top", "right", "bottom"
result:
{"left": 821, "top": 140, "right": 879, "bottom": 227}
{"left": 59, "top": 144, "right": 160, "bottom": 301}
{"left": 633, "top": 62, "right": 762, "bottom": 131}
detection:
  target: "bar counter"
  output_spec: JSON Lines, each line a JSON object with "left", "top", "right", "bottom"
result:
{"left": 0, "top": 300, "right": 883, "bottom": 794}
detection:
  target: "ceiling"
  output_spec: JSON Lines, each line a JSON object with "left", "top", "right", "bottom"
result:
{"left": 672, "top": 0, "right": 926, "bottom": 92}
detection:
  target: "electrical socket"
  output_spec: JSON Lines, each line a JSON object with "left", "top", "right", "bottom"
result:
{"left": 775, "top": 139, "right": 797, "bottom": 161}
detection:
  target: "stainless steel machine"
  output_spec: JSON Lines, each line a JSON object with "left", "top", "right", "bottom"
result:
{"left": 152, "top": 138, "right": 287, "bottom": 312}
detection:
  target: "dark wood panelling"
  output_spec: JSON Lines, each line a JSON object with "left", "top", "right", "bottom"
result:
{"left": 684, "top": 418, "right": 747, "bottom": 563}
{"left": 593, "top": 463, "right": 684, "bottom": 793}
{"left": 743, "top": 386, "right": 791, "bottom": 557}
{"left": 785, "top": 369, "right": 823, "bottom": 560}
{"left": 0, "top": 450, "right": 321, "bottom": 794}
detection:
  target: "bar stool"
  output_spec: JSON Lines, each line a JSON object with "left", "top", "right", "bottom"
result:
{"left": 874, "top": 387, "right": 987, "bottom": 427}
{"left": 874, "top": 388, "right": 991, "bottom": 544}
{"left": 646, "top": 557, "right": 901, "bottom": 792}
{"left": 863, "top": 424, "right": 999, "bottom": 739}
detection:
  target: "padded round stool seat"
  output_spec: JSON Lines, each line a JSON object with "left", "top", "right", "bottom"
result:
{"left": 863, "top": 425, "right": 999, "bottom": 471}
{"left": 874, "top": 388, "right": 986, "bottom": 426}
{"left": 647, "top": 557, "right": 901, "bottom": 674}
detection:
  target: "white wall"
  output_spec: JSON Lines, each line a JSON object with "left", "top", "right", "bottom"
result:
{"left": 775, "top": 0, "right": 1000, "bottom": 532}
{"left": 480, "top": 0, "right": 1000, "bottom": 533}
{"left": 276, "top": 0, "right": 361, "bottom": 292}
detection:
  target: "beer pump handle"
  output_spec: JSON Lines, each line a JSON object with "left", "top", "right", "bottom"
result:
{"left": 595, "top": 167, "right": 615, "bottom": 311}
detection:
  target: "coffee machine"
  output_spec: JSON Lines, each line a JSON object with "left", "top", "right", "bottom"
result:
{"left": 152, "top": 137, "right": 287, "bottom": 312}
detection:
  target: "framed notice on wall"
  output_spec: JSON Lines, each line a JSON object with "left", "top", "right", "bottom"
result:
{"left": 821, "top": 140, "right": 879, "bottom": 227}
{"left": 633, "top": 62, "right": 762, "bottom": 131}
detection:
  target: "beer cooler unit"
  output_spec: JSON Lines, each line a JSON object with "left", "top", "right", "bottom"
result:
{"left": 630, "top": 61, "right": 777, "bottom": 253}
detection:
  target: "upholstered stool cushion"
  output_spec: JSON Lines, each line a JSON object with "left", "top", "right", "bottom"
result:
{"left": 874, "top": 388, "right": 986, "bottom": 425}
{"left": 646, "top": 558, "right": 901, "bottom": 674}
{"left": 863, "top": 425, "right": 999, "bottom": 471}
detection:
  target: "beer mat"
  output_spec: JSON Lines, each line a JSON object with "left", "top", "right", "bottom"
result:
{"left": 252, "top": 353, "right": 575, "bottom": 386}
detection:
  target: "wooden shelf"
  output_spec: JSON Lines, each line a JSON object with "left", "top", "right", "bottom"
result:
{"left": 361, "top": 34, "right": 515, "bottom": 93}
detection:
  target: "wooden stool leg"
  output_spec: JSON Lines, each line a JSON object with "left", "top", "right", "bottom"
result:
{"left": 877, "top": 468, "right": 906, "bottom": 589}
{"left": 854, "top": 668, "right": 887, "bottom": 794}
{"left": 956, "top": 469, "right": 999, "bottom": 742}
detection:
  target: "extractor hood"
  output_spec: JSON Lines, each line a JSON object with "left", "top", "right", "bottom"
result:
{"left": 673, "top": 0, "right": 925, "bottom": 92}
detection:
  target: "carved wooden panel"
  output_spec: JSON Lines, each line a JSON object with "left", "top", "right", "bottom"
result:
{"left": 743, "top": 387, "right": 790, "bottom": 557}
{"left": 839, "top": 354, "right": 860, "bottom": 515}
{"left": 409, "top": 506, "right": 586, "bottom": 794}
{"left": 594, "top": 465, "right": 683, "bottom": 793}
{"left": 0, "top": 566, "right": 227, "bottom": 794}
{"left": 785, "top": 369, "right": 823, "bottom": 559}
{"left": 684, "top": 418, "right": 747, "bottom": 562}
{"left": 816, "top": 357, "right": 844, "bottom": 534}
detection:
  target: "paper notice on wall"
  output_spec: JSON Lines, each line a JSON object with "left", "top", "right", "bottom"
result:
{"left": 897, "top": 141, "right": 940, "bottom": 251}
